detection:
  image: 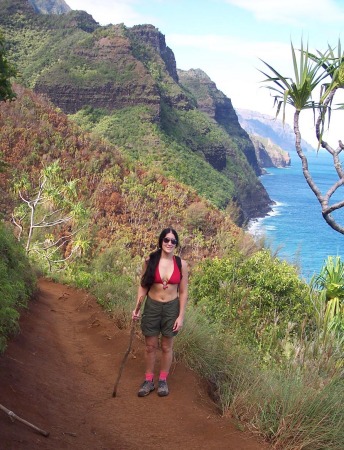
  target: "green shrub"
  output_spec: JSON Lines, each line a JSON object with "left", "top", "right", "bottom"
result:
{"left": 190, "top": 249, "right": 310, "bottom": 352}
{"left": 0, "top": 222, "right": 36, "bottom": 353}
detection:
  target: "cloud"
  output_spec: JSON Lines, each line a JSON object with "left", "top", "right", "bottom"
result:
{"left": 166, "top": 33, "right": 292, "bottom": 114}
{"left": 167, "top": 33, "right": 290, "bottom": 63}
{"left": 66, "top": 0, "right": 157, "bottom": 26}
{"left": 224, "top": 0, "right": 344, "bottom": 25}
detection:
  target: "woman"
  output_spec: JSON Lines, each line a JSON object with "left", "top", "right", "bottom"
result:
{"left": 132, "top": 228, "right": 188, "bottom": 397}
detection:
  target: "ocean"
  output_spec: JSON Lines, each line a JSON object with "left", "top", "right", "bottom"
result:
{"left": 248, "top": 149, "right": 344, "bottom": 281}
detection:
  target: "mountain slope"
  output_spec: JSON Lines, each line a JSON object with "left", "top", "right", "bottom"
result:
{"left": 0, "top": 85, "right": 246, "bottom": 263}
{"left": 0, "top": 0, "right": 272, "bottom": 220}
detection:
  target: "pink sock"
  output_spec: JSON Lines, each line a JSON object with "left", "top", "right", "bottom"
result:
{"left": 159, "top": 371, "right": 169, "bottom": 381}
{"left": 145, "top": 372, "right": 154, "bottom": 382}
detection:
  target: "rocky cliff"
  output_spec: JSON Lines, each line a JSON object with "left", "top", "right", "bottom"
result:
{"left": 32, "top": 22, "right": 190, "bottom": 115}
{"left": 176, "top": 68, "right": 273, "bottom": 219}
{"left": 250, "top": 136, "right": 290, "bottom": 169}
{"left": 35, "top": 24, "right": 162, "bottom": 115}
{"left": 129, "top": 24, "right": 179, "bottom": 83}
{"left": 178, "top": 69, "right": 262, "bottom": 176}
{"left": 236, "top": 108, "right": 315, "bottom": 153}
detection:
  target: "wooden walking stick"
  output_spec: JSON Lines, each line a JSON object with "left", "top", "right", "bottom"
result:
{"left": 0, "top": 403, "right": 49, "bottom": 437}
{"left": 112, "top": 296, "right": 144, "bottom": 397}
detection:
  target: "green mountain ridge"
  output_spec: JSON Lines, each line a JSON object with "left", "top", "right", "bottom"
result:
{"left": 0, "top": 0, "right": 272, "bottom": 221}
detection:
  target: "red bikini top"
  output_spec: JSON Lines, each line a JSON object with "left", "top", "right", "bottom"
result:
{"left": 154, "top": 256, "right": 181, "bottom": 289}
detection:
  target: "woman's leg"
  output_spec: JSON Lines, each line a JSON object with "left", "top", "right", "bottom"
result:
{"left": 160, "top": 336, "right": 174, "bottom": 373}
{"left": 138, "top": 335, "right": 159, "bottom": 396}
{"left": 157, "top": 336, "right": 174, "bottom": 396}
{"left": 144, "top": 335, "right": 159, "bottom": 374}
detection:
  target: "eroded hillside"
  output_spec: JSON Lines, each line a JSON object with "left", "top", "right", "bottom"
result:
{"left": 0, "top": 0, "right": 273, "bottom": 221}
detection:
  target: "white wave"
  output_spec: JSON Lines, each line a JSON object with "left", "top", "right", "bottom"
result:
{"left": 268, "top": 208, "right": 281, "bottom": 217}
{"left": 246, "top": 217, "right": 267, "bottom": 238}
{"left": 247, "top": 200, "right": 286, "bottom": 237}
{"left": 265, "top": 201, "right": 286, "bottom": 217}
{"left": 247, "top": 218, "right": 264, "bottom": 235}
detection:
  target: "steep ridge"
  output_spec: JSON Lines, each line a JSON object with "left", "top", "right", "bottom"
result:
{"left": 178, "top": 69, "right": 261, "bottom": 175}
{"left": 177, "top": 68, "right": 272, "bottom": 219}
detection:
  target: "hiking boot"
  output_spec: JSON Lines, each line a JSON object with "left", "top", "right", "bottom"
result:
{"left": 157, "top": 380, "right": 169, "bottom": 397}
{"left": 137, "top": 380, "right": 155, "bottom": 397}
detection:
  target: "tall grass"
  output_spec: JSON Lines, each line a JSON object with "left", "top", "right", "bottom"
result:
{"left": 174, "top": 307, "right": 229, "bottom": 380}
{"left": 174, "top": 299, "right": 343, "bottom": 449}
{"left": 226, "top": 368, "right": 343, "bottom": 449}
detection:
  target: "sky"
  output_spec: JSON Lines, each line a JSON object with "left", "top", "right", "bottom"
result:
{"left": 65, "top": 0, "right": 344, "bottom": 148}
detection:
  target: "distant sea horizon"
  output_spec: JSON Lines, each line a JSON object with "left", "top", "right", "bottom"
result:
{"left": 248, "top": 150, "right": 344, "bottom": 281}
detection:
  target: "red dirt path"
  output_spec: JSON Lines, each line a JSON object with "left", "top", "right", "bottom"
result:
{"left": 0, "top": 279, "right": 269, "bottom": 450}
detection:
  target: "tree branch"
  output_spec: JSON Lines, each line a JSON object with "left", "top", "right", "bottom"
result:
{"left": 322, "top": 211, "right": 344, "bottom": 234}
{"left": 294, "top": 110, "right": 324, "bottom": 201}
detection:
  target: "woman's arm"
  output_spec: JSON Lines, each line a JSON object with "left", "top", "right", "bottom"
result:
{"left": 173, "top": 259, "right": 188, "bottom": 331}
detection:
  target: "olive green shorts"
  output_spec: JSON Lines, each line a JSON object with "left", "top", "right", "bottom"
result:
{"left": 141, "top": 296, "right": 180, "bottom": 338}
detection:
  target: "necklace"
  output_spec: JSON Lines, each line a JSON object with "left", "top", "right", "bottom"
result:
{"left": 162, "top": 278, "right": 169, "bottom": 290}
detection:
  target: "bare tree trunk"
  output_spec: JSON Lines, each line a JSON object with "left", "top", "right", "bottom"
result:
{"left": 294, "top": 109, "right": 344, "bottom": 234}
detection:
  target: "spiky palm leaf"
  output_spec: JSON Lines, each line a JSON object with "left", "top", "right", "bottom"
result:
{"left": 308, "top": 40, "right": 344, "bottom": 103}
{"left": 311, "top": 256, "right": 344, "bottom": 331}
{"left": 259, "top": 41, "right": 328, "bottom": 122}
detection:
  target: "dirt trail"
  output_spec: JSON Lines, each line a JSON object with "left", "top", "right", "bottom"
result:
{"left": 0, "top": 279, "right": 269, "bottom": 450}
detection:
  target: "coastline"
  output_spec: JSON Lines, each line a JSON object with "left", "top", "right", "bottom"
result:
{"left": 247, "top": 201, "right": 284, "bottom": 237}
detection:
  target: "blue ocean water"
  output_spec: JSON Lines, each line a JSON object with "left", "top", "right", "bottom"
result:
{"left": 249, "top": 150, "right": 344, "bottom": 281}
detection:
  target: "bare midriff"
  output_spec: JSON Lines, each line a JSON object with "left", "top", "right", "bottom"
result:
{"left": 148, "top": 283, "right": 179, "bottom": 303}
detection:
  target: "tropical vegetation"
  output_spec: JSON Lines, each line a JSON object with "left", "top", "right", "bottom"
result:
{"left": 311, "top": 255, "right": 344, "bottom": 334}
{"left": 0, "top": 8, "right": 343, "bottom": 449}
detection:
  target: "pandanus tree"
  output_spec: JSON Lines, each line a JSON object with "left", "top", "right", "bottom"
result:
{"left": 11, "top": 161, "right": 89, "bottom": 271}
{"left": 260, "top": 40, "right": 344, "bottom": 234}
{"left": 261, "top": 41, "right": 344, "bottom": 330}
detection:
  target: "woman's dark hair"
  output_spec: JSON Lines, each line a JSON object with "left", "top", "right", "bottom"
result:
{"left": 141, "top": 228, "right": 179, "bottom": 288}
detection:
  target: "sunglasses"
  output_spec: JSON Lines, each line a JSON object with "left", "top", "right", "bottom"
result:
{"left": 163, "top": 237, "right": 178, "bottom": 245}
